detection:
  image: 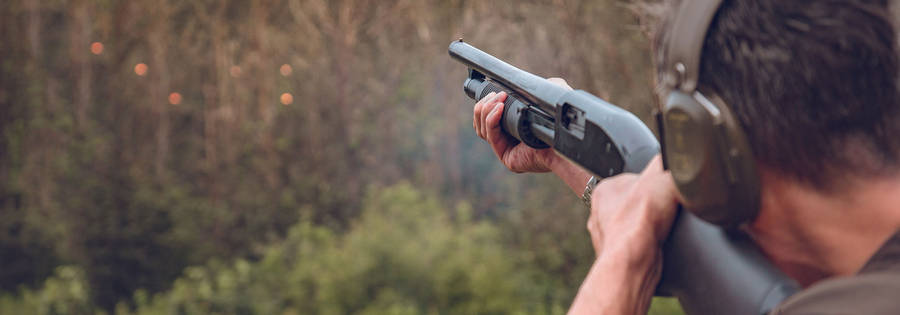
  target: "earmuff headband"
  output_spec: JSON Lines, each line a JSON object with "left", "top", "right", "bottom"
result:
{"left": 665, "top": 0, "right": 724, "bottom": 92}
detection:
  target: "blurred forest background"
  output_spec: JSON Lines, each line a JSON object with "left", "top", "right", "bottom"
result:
{"left": 0, "top": 0, "right": 682, "bottom": 314}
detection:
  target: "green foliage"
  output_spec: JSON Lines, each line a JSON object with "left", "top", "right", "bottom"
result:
{"left": 0, "top": 266, "right": 98, "bottom": 315}
{"left": 0, "top": 0, "right": 684, "bottom": 314}
{"left": 122, "top": 184, "right": 539, "bottom": 315}
{"left": 650, "top": 298, "right": 684, "bottom": 315}
{"left": 0, "top": 185, "right": 683, "bottom": 315}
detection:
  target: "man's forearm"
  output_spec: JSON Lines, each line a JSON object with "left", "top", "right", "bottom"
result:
{"left": 568, "top": 243, "right": 662, "bottom": 315}
{"left": 547, "top": 153, "right": 593, "bottom": 196}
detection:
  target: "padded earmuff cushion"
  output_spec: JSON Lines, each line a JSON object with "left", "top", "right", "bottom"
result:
{"left": 662, "top": 91, "right": 760, "bottom": 227}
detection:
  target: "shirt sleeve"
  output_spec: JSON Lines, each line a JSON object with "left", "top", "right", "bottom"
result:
{"left": 769, "top": 272, "right": 900, "bottom": 315}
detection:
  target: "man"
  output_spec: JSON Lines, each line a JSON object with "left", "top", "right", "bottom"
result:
{"left": 472, "top": 0, "right": 900, "bottom": 313}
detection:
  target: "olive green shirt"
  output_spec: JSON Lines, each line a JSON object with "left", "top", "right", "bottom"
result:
{"left": 770, "top": 230, "right": 900, "bottom": 315}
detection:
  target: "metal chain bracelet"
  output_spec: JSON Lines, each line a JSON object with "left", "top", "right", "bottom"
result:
{"left": 581, "top": 176, "right": 600, "bottom": 208}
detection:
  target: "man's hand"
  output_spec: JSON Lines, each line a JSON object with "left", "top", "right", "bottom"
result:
{"left": 472, "top": 78, "right": 573, "bottom": 173}
{"left": 587, "top": 155, "right": 680, "bottom": 259}
{"left": 569, "top": 156, "right": 681, "bottom": 315}
{"left": 473, "top": 78, "right": 593, "bottom": 194}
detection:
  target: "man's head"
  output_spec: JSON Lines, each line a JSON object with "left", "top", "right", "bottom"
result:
{"left": 641, "top": 0, "right": 900, "bottom": 285}
{"left": 649, "top": 0, "right": 899, "bottom": 188}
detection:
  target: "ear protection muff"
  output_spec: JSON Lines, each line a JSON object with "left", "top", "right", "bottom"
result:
{"left": 659, "top": 0, "right": 761, "bottom": 227}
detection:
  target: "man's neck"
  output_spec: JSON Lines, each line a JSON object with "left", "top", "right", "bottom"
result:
{"left": 749, "top": 171, "right": 900, "bottom": 287}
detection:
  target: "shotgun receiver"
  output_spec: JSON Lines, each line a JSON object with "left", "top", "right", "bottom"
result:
{"left": 449, "top": 40, "right": 798, "bottom": 315}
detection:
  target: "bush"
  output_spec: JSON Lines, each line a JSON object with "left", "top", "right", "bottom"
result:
{"left": 0, "top": 266, "right": 98, "bottom": 315}
{"left": 123, "top": 184, "right": 541, "bottom": 315}
{"left": 0, "top": 184, "right": 683, "bottom": 315}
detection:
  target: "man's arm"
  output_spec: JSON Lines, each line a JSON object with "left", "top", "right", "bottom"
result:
{"left": 569, "top": 246, "right": 661, "bottom": 315}
{"left": 473, "top": 80, "right": 681, "bottom": 314}
{"left": 569, "top": 157, "right": 679, "bottom": 315}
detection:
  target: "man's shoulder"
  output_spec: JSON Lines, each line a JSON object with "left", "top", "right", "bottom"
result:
{"left": 770, "top": 271, "right": 900, "bottom": 315}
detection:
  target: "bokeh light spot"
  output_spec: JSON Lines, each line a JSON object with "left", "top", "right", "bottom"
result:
{"left": 229, "top": 66, "right": 242, "bottom": 78}
{"left": 90, "top": 42, "right": 104, "bottom": 55}
{"left": 279, "top": 64, "right": 293, "bottom": 76}
{"left": 134, "top": 63, "right": 148, "bottom": 76}
{"left": 280, "top": 93, "right": 293, "bottom": 105}
{"left": 169, "top": 92, "right": 182, "bottom": 105}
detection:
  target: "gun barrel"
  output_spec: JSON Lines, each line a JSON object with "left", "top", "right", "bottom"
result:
{"left": 449, "top": 40, "right": 566, "bottom": 114}
{"left": 450, "top": 40, "right": 659, "bottom": 175}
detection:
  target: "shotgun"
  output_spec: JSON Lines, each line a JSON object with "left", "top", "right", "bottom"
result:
{"left": 449, "top": 40, "right": 798, "bottom": 315}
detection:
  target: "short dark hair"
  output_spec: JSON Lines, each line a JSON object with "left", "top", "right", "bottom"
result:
{"left": 650, "top": 0, "right": 900, "bottom": 187}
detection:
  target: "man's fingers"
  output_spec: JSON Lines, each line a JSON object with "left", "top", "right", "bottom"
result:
{"left": 485, "top": 101, "right": 503, "bottom": 139}
{"left": 486, "top": 102, "right": 511, "bottom": 162}
{"left": 590, "top": 173, "right": 638, "bottom": 205}
{"left": 472, "top": 92, "right": 494, "bottom": 138}
{"left": 588, "top": 155, "right": 680, "bottom": 243}
{"left": 474, "top": 92, "right": 497, "bottom": 139}
{"left": 480, "top": 92, "right": 500, "bottom": 139}
{"left": 482, "top": 92, "right": 506, "bottom": 139}
{"left": 638, "top": 156, "right": 681, "bottom": 238}
{"left": 590, "top": 156, "right": 674, "bottom": 205}
{"left": 639, "top": 156, "right": 681, "bottom": 205}
{"left": 484, "top": 100, "right": 502, "bottom": 141}
{"left": 473, "top": 93, "right": 483, "bottom": 138}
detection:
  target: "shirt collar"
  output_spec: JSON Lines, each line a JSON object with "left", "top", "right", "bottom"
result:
{"left": 859, "top": 229, "right": 900, "bottom": 274}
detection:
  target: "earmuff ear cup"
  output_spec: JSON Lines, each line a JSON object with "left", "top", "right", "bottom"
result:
{"left": 662, "top": 91, "right": 760, "bottom": 227}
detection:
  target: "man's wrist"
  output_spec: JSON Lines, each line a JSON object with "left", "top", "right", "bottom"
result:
{"left": 600, "top": 235, "right": 659, "bottom": 272}
{"left": 544, "top": 152, "right": 593, "bottom": 196}
{"left": 598, "top": 220, "right": 662, "bottom": 268}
